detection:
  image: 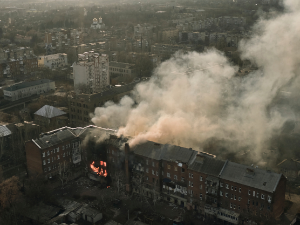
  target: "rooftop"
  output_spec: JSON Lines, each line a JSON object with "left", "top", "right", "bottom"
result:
{"left": 132, "top": 141, "right": 197, "bottom": 165}
{"left": 34, "top": 105, "right": 66, "bottom": 119}
{"left": 3, "top": 79, "right": 54, "bottom": 92}
{"left": 220, "top": 161, "right": 282, "bottom": 193}
{"left": 110, "top": 61, "right": 135, "bottom": 69}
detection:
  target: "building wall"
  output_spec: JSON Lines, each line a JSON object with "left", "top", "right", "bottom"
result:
{"left": 3, "top": 80, "right": 55, "bottom": 101}
{"left": 272, "top": 176, "right": 286, "bottom": 218}
{"left": 26, "top": 141, "right": 43, "bottom": 177}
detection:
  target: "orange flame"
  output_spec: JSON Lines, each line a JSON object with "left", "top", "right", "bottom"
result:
{"left": 90, "top": 161, "right": 107, "bottom": 177}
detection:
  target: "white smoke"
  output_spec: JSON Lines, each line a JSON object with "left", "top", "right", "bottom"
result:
{"left": 91, "top": 0, "right": 300, "bottom": 160}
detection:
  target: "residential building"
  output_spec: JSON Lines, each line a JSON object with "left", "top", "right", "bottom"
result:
{"left": 109, "top": 61, "right": 136, "bottom": 83}
{"left": 151, "top": 43, "right": 193, "bottom": 60}
{"left": 179, "top": 31, "right": 206, "bottom": 43}
{"left": 0, "top": 47, "right": 38, "bottom": 78}
{"left": 277, "top": 159, "right": 300, "bottom": 181}
{"left": 124, "top": 141, "right": 286, "bottom": 224}
{"left": 69, "top": 80, "right": 144, "bottom": 127}
{"left": 38, "top": 53, "right": 68, "bottom": 69}
{"left": 34, "top": 105, "right": 68, "bottom": 131}
{"left": 133, "top": 24, "right": 154, "bottom": 38}
{"left": 73, "top": 52, "right": 109, "bottom": 94}
{"left": 25, "top": 125, "right": 113, "bottom": 179}
{"left": 3, "top": 79, "right": 55, "bottom": 101}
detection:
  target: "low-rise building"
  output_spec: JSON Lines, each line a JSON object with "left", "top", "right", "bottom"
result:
{"left": 3, "top": 79, "right": 55, "bottom": 101}
{"left": 109, "top": 61, "right": 136, "bottom": 83}
{"left": 38, "top": 53, "right": 68, "bottom": 69}
{"left": 34, "top": 105, "right": 68, "bottom": 131}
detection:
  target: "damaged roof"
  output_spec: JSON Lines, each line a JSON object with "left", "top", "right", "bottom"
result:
{"left": 188, "top": 155, "right": 226, "bottom": 177}
{"left": 220, "top": 161, "right": 282, "bottom": 193}
{"left": 32, "top": 125, "right": 116, "bottom": 149}
{"left": 277, "top": 159, "right": 300, "bottom": 171}
{"left": 34, "top": 105, "right": 66, "bottom": 118}
{"left": 132, "top": 141, "right": 197, "bottom": 165}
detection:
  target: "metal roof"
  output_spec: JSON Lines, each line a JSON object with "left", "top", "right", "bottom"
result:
{"left": 3, "top": 79, "right": 53, "bottom": 91}
{"left": 220, "top": 161, "right": 282, "bottom": 193}
{"left": 0, "top": 125, "right": 12, "bottom": 137}
{"left": 34, "top": 105, "right": 66, "bottom": 119}
{"left": 188, "top": 155, "right": 226, "bottom": 177}
{"left": 132, "top": 141, "right": 197, "bottom": 165}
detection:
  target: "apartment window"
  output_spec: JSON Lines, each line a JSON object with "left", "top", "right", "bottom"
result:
{"left": 189, "top": 173, "right": 193, "bottom": 178}
{"left": 238, "top": 205, "right": 240, "bottom": 210}
{"left": 181, "top": 177, "right": 185, "bottom": 182}
{"left": 152, "top": 170, "right": 154, "bottom": 175}
{"left": 234, "top": 195, "right": 236, "bottom": 200}
{"left": 181, "top": 168, "right": 185, "bottom": 172}
{"left": 220, "top": 191, "right": 223, "bottom": 196}
{"left": 200, "top": 184, "right": 202, "bottom": 189}
{"left": 261, "top": 194, "right": 265, "bottom": 200}
{"left": 47, "top": 159, "right": 50, "bottom": 164}
{"left": 267, "top": 196, "right": 272, "bottom": 202}
{"left": 230, "top": 203, "right": 232, "bottom": 208}
{"left": 57, "top": 155, "right": 60, "bottom": 159}
{"left": 214, "top": 199, "right": 217, "bottom": 204}
{"left": 174, "top": 175, "right": 177, "bottom": 180}
{"left": 146, "top": 176, "right": 148, "bottom": 181}
{"left": 238, "top": 197, "right": 241, "bottom": 201}
{"left": 200, "top": 193, "right": 202, "bottom": 200}
{"left": 62, "top": 146, "right": 65, "bottom": 150}
{"left": 43, "top": 160, "right": 46, "bottom": 165}
{"left": 152, "top": 162, "right": 155, "bottom": 167}
{"left": 167, "top": 173, "right": 170, "bottom": 178}
{"left": 174, "top": 166, "right": 177, "bottom": 171}
{"left": 233, "top": 205, "right": 236, "bottom": 209}
{"left": 226, "top": 184, "right": 229, "bottom": 189}
{"left": 220, "top": 182, "right": 223, "bottom": 187}
{"left": 256, "top": 192, "right": 259, "bottom": 198}
{"left": 231, "top": 194, "right": 233, "bottom": 199}
{"left": 42, "top": 152, "right": 45, "bottom": 157}
{"left": 167, "top": 164, "right": 171, "bottom": 169}
{"left": 52, "top": 157, "right": 53, "bottom": 162}
{"left": 231, "top": 186, "right": 234, "bottom": 191}
{"left": 234, "top": 186, "right": 237, "bottom": 191}
{"left": 47, "top": 151, "right": 50, "bottom": 156}
{"left": 57, "top": 147, "right": 59, "bottom": 152}
{"left": 225, "top": 193, "right": 228, "bottom": 198}
{"left": 248, "top": 199, "right": 250, "bottom": 204}
{"left": 63, "top": 153, "right": 65, "bottom": 157}
{"left": 156, "top": 171, "right": 158, "bottom": 176}
{"left": 248, "top": 190, "right": 251, "bottom": 195}
{"left": 200, "top": 176, "right": 203, "bottom": 181}
{"left": 253, "top": 191, "right": 255, "bottom": 197}
{"left": 239, "top": 187, "right": 241, "bottom": 193}
{"left": 162, "top": 171, "right": 164, "bottom": 175}
{"left": 191, "top": 182, "right": 193, "bottom": 187}
{"left": 146, "top": 168, "right": 149, "bottom": 173}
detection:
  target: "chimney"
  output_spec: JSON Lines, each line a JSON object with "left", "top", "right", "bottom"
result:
{"left": 124, "top": 143, "right": 131, "bottom": 193}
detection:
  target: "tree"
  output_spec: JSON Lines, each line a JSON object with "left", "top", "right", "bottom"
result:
{"left": 0, "top": 176, "right": 24, "bottom": 225}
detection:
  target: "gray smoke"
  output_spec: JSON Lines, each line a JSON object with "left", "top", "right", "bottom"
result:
{"left": 91, "top": 0, "right": 300, "bottom": 161}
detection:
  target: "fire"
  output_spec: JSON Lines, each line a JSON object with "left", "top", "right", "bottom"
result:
{"left": 90, "top": 161, "right": 107, "bottom": 177}
{"left": 107, "top": 186, "right": 110, "bottom": 188}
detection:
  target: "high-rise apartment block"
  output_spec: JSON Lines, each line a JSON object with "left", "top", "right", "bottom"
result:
{"left": 73, "top": 52, "right": 109, "bottom": 94}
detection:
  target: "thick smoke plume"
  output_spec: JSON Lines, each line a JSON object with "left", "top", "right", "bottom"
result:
{"left": 92, "top": 0, "right": 300, "bottom": 162}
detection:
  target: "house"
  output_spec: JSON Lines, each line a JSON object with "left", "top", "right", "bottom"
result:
{"left": 34, "top": 105, "right": 68, "bottom": 131}
{"left": 277, "top": 159, "right": 300, "bottom": 181}
{"left": 81, "top": 207, "right": 102, "bottom": 223}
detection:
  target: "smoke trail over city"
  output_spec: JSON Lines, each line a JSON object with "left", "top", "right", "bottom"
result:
{"left": 91, "top": 0, "right": 300, "bottom": 160}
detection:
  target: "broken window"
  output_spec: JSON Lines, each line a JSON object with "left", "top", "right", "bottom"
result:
{"left": 57, "top": 155, "right": 60, "bottom": 159}
{"left": 261, "top": 194, "right": 265, "bottom": 200}
{"left": 167, "top": 173, "right": 170, "bottom": 178}
{"left": 42, "top": 152, "right": 45, "bottom": 157}
{"left": 47, "top": 159, "right": 50, "bottom": 164}
{"left": 174, "top": 175, "right": 177, "bottom": 180}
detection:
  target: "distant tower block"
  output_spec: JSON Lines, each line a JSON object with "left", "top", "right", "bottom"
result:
{"left": 99, "top": 17, "right": 102, "bottom": 24}
{"left": 93, "top": 18, "right": 98, "bottom": 24}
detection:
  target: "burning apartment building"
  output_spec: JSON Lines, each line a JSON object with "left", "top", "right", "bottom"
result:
{"left": 26, "top": 126, "right": 286, "bottom": 224}
{"left": 25, "top": 125, "right": 115, "bottom": 180}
